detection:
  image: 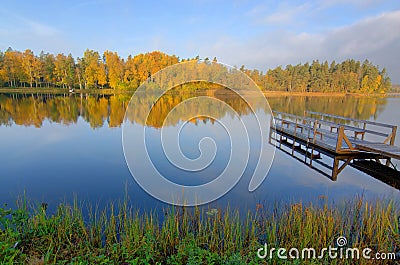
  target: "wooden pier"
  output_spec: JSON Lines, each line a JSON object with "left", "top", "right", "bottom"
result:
{"left": 269, "top": 111, "right": 400, "bottom": 183}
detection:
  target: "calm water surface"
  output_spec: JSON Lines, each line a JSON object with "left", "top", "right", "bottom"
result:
{"left": 0, "top": 93, "right": 399, "bottom": 212}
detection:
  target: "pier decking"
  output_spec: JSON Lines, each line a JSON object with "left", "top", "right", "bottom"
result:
{"left": 269, "top": 111, "right": 400, "bottom": 183}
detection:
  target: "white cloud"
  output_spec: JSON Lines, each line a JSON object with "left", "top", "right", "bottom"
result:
{"left": 247, "top": 2, "right": 313, "bottom": 26}
{"left": 325, "top": 11, "right": 400, "bottom": 56}
{"left": 21, "top": 18, "right": 59, "bottom": 37}
{"left": 317, "top": 0, "right": 384, "bottom": 9}
{"left": 198, "top": 10, "right": 400, "bottom": 82}
{"left": 262, "top": 2, "right": 312, "bottom": 24}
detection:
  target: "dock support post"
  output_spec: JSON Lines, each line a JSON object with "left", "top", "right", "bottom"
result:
{"left": 390, "top": 126, "right": 397, "bottom": 146}
{"left": 331, "top": 156, "right": 354, "bottom": 181}
{"left": 305, "top": 140, "right": 309, "bottom": 163}
{"left": 362, "top": 122, "right": 366, "bottom": 140}
{"left": 332, "top": 157, "right": 339, "bottom": 181}
{"left": 310, "top": 121, "right": 319, "bottom": 166}
{"left": 269, "top": 116, "right": 273, "bottom": 144}
{"left": 386, "top": 126, "right": 397, "bottom": 166}
{"left": 292, "top": 118, "right": 298, "bottom": 155}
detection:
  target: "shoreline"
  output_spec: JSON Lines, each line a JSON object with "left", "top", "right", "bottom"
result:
{"left": 263, "top": 91, "right": 400, "bottom": 97}
{"left": 1, "top": 87, "right": 400, "bottom": 97}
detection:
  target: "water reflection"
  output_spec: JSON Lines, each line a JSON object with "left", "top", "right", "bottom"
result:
{"left": 267, "top": 96, "right": 387, "bottom": 121}
{"left": 0, "top": 93, "right": 388, "bottom": 128}
{"left": 0, "top": 93, "right": 130, "bottom": 128}
{"left": 0, "top": 92, "right": 398, "bottom": 212}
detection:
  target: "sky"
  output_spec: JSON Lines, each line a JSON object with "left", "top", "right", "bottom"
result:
{"left": 1, "top": 0, "right": 399, "bottom": 82}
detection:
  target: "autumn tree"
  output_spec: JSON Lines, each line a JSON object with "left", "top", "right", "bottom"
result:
{"left": 0, "top": 51, "right": 5, "bottom": 85}
{"left": 39, "top": 52, "right": 56, "bottom": 88}
{"left": 22, "top": 49, "right": 38, "bottom": 87}
{"left": 82, "top": 49, "right": 102, "bottom": 89}
{"left": 54, "top": 53, "right": 75, "bottom": 89}
{"left": 125, "top": 51, "right": 179, "bottom": 88}
{"left": 97, "top": 59, "right": 107, "bottom": 88}
{"left": 104, "top": 51, "right": 124, "bottom": 89}
{"left": 2, "top": 48, "right": 25, "bottom": 87}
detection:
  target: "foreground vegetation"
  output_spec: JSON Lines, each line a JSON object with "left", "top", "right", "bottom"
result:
{"left": 0, "top": 197, "right": 398, "bottom": 264}
{"left": 0, "top": 47, "right": 392, "bottom": 94}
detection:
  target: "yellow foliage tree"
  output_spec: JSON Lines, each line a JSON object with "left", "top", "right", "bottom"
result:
{"left": 104, "top": 51, "right": 124, "bottom": 89}
{"left": 83, "top": 49, "right": 101, "bottom": 88}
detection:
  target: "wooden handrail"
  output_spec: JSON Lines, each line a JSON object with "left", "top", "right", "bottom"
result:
{"left": 306, "top": 111, "right": 396, "bottom": 129}
{"left": 274, "top": 111, "right": 389, "bottom": 137}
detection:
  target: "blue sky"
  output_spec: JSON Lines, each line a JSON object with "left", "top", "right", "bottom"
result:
{"left": 1, "top": 0, "right": 399, "bottom": 82}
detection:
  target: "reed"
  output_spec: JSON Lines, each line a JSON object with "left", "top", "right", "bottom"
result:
{"left": 0, "top": 196, "right": 398, "bottom": 264}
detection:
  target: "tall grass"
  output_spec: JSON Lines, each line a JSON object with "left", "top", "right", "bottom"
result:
{"left": 0, "top": 196, "right": 398, "bottom": 264}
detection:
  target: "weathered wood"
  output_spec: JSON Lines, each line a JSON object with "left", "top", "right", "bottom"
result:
{"left": 273, "top": 111, "right": 400, "bottom": 161}
{"left": 356, "top": 143, "right": 400, "bottom": 160}
{"left": 332, "top": 157, "right": 339, "bottom": 181}
{"left": 306, "top": 111, "right": 396, "bottom": 129}
{"left": 390, "top": 126, "right": 397, "bottom": 146}
{"left": 336, "top": 126, "right": 344, "bottom": 152}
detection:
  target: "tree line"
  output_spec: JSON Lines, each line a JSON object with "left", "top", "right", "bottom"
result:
{"left": 0, "top": 48, "right": 180, "bottom": 90}
{"left": 0, "top": 48, "right": 392, "bottom": 93}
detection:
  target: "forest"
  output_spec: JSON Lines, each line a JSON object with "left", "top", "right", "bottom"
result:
{"left": 0, "top": 48, "right": 392, "bottom": 93}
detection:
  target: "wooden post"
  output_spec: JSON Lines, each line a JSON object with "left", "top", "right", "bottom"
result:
{"left": 279, "top": 115, "right": 283, "bottom": 148}
{"left": 362, "top": 122, "right": 366, "bottom": 140}
{"left": 390, "top": 126, "right": 397, "bottom": 146}
{"left": 386, "top": 125, "right": 395, "bottom": 167}
{"left": 332, "top": 157, "right": 339, "bottom": 181}
{"left": 336, "top": 126, "right": 344, "bottom": 153}
{"left": 386, "top": 126, "right": 396, "bottom": 165}
{"left": 310, "top": 121, "right": 319, "bottom": 166}
{"left": 268, "top": 115, "right": 273, "bottom": 144}
{"left": 292, "top": 118, "right": 298, "bottom": 155}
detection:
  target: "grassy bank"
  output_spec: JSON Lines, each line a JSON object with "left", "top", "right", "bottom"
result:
{"left": 1, "top": 197, "right": 399, "bottom": 264}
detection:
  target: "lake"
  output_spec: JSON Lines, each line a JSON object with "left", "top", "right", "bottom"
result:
{"left": 0, "top": 92, "right": 399, "bottom": 213}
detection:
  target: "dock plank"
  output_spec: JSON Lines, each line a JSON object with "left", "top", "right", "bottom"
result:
{"left": 356, "top": 143, "right": 400, "bottom": 160}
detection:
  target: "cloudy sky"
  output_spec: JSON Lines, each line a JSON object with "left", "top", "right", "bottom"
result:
{"left": 1, "top": 0, "right": 399, "bottom": 82}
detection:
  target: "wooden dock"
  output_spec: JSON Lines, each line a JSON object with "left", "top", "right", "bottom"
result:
{"left": 269, "top": 111, "right": 400, "bottom": 182}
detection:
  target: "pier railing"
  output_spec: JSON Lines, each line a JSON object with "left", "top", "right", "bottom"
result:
{"left": 272, "top": 111, "right": 397, "bottom": 154}
{"left": 305, "top": 111, "right": 397, "bottom": 146}
{"left": 270, "top": 110, "right": 399, "bottom": 181}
